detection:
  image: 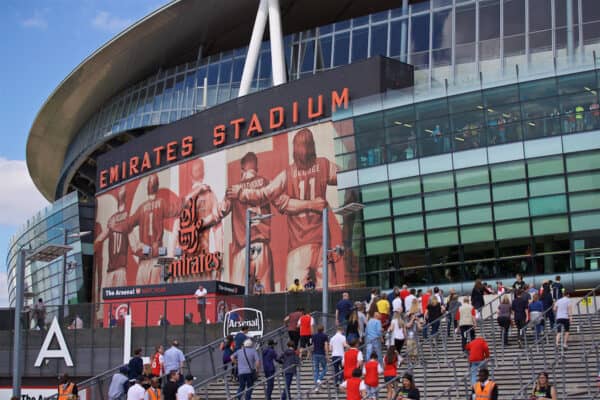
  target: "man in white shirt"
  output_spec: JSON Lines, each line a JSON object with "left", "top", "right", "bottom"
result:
{"left": 194, "top": 285, "right": 208, "bottom": 324}
{"left": 176, "top": 375, "right": 196, "bottom": 400}
{"left": 392, "top": 293, "right": 404, "bottom": 315}
{"left": 554, "top": 291, "right": 573, "bottom": 348}
{"left": 126, "top": 377, "right": 145, "bottom": 400}
{"left": 404, "top": 289, "right": 417, "bottom": 314}
{"left": 329, "top": 326, "right": 347, "bottom": 385}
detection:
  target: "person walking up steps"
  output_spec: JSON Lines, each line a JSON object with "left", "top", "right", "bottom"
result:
{"left": 362, "top": 352, "right": 382, "bottom": 400}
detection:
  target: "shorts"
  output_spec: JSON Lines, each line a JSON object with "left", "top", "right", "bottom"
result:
{"left": 286, "top": 244, "right": 323, "bottom": 288}
{"left": 384, "top": 376, "right": 396, "bottom": 383}
{"left": 556, "top": 318, "right": 570, "bottom": 332}
{"left": 299, "top": 335, "right": 311, "bottom": 348}
{"left": 105, "top": 268, "right": 127, "bottom": 287}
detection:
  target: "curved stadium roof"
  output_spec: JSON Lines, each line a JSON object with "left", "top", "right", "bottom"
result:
{"left": 26, "top": 0, "right": 400, "bottom": 201}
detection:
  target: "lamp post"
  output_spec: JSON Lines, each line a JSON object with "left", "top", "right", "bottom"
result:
{"left": 12, "top": 243, "right": 72, "bottom": 397}
{"left": 322, "top": 202, "right": 364, "bottom": 328}
{"left": 245, "top": 209, "right": 272, "bottom": 295}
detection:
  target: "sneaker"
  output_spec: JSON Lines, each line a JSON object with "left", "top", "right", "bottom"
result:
{"left": 317, "top": 379, "right": 322, "bottom": 386}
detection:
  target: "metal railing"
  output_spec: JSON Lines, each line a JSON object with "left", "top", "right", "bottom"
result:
{"left": 433, "top": 356, "right": 495, "bottom": 400}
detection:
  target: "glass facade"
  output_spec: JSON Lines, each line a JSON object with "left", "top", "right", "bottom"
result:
{"left": 6, "top": 192, "right": 92, "bottom": 311}
{"left": 58, "top": 0, "right": 600, "bottom": 197}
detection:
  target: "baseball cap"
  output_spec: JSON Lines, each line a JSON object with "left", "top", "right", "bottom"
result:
{"left": 185, "top": 374, "right": 196, "bottom": 381}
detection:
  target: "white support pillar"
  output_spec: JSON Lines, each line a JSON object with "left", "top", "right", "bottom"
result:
{"left": 239, "top": 0, "right": 269, "bottom": 97}
{"left": 268, "top": 0, "right": 287, "bottom": 86}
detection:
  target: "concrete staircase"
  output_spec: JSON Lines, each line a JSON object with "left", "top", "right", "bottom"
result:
{"left": 196, "top": 311, "right": 600, "bottom": 399}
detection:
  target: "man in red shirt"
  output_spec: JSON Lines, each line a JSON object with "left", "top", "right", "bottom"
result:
{"left": 283, "top": 307, "right": 303, "bottom": 349}
{"left": 465, "top": 332, "right": 490, "bottom": 385}
{"left": 297, "top": 309, "right": 314, "bottom": 360}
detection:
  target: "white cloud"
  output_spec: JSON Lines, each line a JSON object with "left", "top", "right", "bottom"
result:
{"left": 91, "top": 11, "right": 133, "bottom": 33}
{"left": 0, "top": 158, "right": 48, "bottom": 226}
{"left": 21, "top": 11, "right": 48, "bottom": 29}
{"left": 0, "top": 272, "right": 8, "bottom": 307}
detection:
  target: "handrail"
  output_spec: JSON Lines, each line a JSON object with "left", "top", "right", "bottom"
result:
{"left": 433, "top": 357, "right": 495, "bottom": 400}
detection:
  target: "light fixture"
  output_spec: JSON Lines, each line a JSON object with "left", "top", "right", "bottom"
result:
{"left": 142, "top": 245, "right": 151, "bottom": 257}
{"left": 528, "top": 122, "right": 536, "bottom": 126}
{"left": 455, "top": 136, "right": 465, "bottom": 142}
{"left": 487, "top": 108, "right": 494, "bottom": 113}
{"left": 394, "top": 121, "right": 403, "bottom": 125}
{"left": 502, "top": 113, "right": 511, "bottom": 118}
{"left": 477, "top": 105, "right": 484, "bottom": 109}
{"left": 403, "top": 123, "right": 413, "bottom": 128}
{"left": 584, "top": 86, "right": 592, "bottom": 91}
{"left": 425, "top": 129, "right": 433, "bottom": 134}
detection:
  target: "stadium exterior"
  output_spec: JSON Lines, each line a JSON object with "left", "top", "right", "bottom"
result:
{"left": 8, "top": 0, "right": 600, "bottom": 312}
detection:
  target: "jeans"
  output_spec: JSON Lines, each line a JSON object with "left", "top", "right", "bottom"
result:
{"left": 264, "top": 369, "right": 275, "bottom": 400}
{"left": 366, "top": 384, "right": 378, "bottom": 399}
{"left": 470, "top": 361, "right": 483, "bottom": 385}
{"left": 281, "top": 373, "right": 294, "bottom": 400}
{"left": 546, "top": 309, "right": 555, "bottom": 330}
{"left": 515, "top": 319, "right": 526, "bottom": 343}
{"left": 331, "top": 356, "right": 343, "bottom": 385}
{"left": 365, "top": 338, "right": 382, "bottom": 364}
{"left": 237, "top": 373, "right": 255, "bottom": 400}
{"left": 430, "top": 320, "right": 440, "bottom": 337}
{"left": 497, "top": 317, "right": 510, "bottom": 345}
{"left": 447, "top": 317, "right": 457, "bottom": 336}
{"left": 460, "top": 325, "right": 474, "bottom": 350}
{"left": 534, "top": 321, "right": 544, "bottom": 340}
{"left": 312, "top": 354, "right": 327, "bottom": 383}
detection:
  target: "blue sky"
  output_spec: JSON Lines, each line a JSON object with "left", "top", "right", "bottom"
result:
{"left": 0, "top": 0, "right": 169, "bottom": 306}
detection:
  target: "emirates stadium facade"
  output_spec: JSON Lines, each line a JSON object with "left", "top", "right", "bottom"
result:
{"left": 8, "top": 0, "right": 600, "bottom": 314}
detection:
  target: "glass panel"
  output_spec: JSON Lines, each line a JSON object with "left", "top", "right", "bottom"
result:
{"left": 410, "top": 13, "right": 430, "bottom": 53}
{"left": 449, "top": 92, "right": 484, "bottom": 114}
{"left": 566, "top": 151, "right": 600, "bottom": 172}
{"left": 334, "top": 136, "right": 356, "bottom": 155}
{"left": 529, "top": 176, "right": 566, "bottom": 196}
{"left": 363, "top": 201, "right": 391, "bottom": 220}
{"left": 484, "top": 84, "right": 520, "bottom": 106}
{"left": 395, "top": 215, "right": 424, "bottom": 233}
{"left": 571, "top": 211, "right": 600, "bottom": 231}
{"left": 494, "top": 200, "right": 530, "bottom": 220}
{"left": 461, "top": 225, "right": 494, "bottom": 243}
{"left": 426, "top": 210, "right": 457, "bottom": 229}
{"left": 424, "top": 191, "right": 456, "bottom": 210}
{"left": 364, "top": 220, "right": 393, "bottom": 237}
{"left": 492, "top": 182, "right": 527, "bottom": 201}
{"left": 316, "top": 36, "right": 332, "bottom": 70}
{"left": 459, "top": 206, "right": 492, "bottom": 225}
{"left": 529, "top": 194, "right": 567, "bottom": 216}
{"left": 457, "top": 186, "right": 491, "bottom": 206}
{"left": 370, "top": 23, "right": 388, "bottom": 57}
{"left": 396, "top": 233, "right": 426, "bottom": 252}
{"left": 527, "top": 156, "right": 564, "bottom": 177}
{"left": 557, "top": 71, "right": 598, "bottom": 95}
{"left": 393, "top": 196, "right": 423, "bottom": 215}
{"left": 490, "top": 162, "right": 526, "bottom": 182}
{"left": 456, "top": 4, "right": 475, "bottom": 44}
{"left": 455, "top": 167, "right": 489, "bottom": 188}
{"left": 519, "top": 78, "right": 557, "bottom": 101}
{"left": 532, "top": 215, "right": 569, "bottom": 235}
{"left": 366, "top": 237, "right": 394, "bottom": 255}
{"left": 335, "top": 153, "right": 357, "bottom": 170}
{"left": 428, "top": 228, "right": 459, "bottom": 247}
{"left": 567, "top": 172, "right": 600, "bottom": 191}
{"left": 351, "top": 28, "right": 368, "bottom": 62}
{"left": 391, "top": 177, "right": 422, "bottom": 197}
{"left": 495, "top": 219, "right": 530, "bottom": 239}
{"left": 354, "top": 113, "right": 384, "bottom": 134}
{"left": 361, "top": 183, "right": 389, "bottom": 202}
{"left": 569, "top": 192, "right": 600, "bottom": 212}
{"left": 333, "top": 32, "right": 350, "bottom": 66}
{"left": 422, "top": 172, "right": 454, "bottom": 192}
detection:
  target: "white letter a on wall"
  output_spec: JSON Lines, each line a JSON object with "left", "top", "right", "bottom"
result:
{"left": 34, "top": 316, "right": 74, "bottom": 367}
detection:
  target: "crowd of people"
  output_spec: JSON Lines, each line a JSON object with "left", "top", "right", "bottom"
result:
{"left": 101, "top": 273, "right": 574, "bottom": 400}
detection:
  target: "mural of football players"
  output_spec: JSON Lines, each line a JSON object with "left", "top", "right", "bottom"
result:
{"left": 128, "top": 173, "right": 181, "bottom": 285}
{"left": 95, "top": 185, "right": 130, "bottom": 288}
{"left": 201, "top": 152, "right": 274, "bottom": 292}
{"left": 186, "top": 157, "right": 222, "bottom": 254}
{"left": 227, "top": 127, "right": 339, "bottom": 289}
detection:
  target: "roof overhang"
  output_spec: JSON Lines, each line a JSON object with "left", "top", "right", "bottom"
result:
{"left": 26, "top": 0, "right": 403, "bottom": 201}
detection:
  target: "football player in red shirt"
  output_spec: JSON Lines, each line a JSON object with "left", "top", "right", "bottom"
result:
{"left": 200, "top": 152, "right": 274, "bottom": 291}
{"left": 228, "top": 128, "right": 339, "bottom": 289}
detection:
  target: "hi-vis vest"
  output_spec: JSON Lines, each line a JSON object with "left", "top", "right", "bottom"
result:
{"left": 147, "top": 388, "right": 161, "bottom": 400}
{"left": 473, "top": 380, "right": 496, "bottom": 399}
{"left": 58, "top": 383, "right": 75, "bottom": 400}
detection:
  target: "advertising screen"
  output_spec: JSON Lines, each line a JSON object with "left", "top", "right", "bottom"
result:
{"left": 94, "top": 121, "right": 358, "bottom": 305}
